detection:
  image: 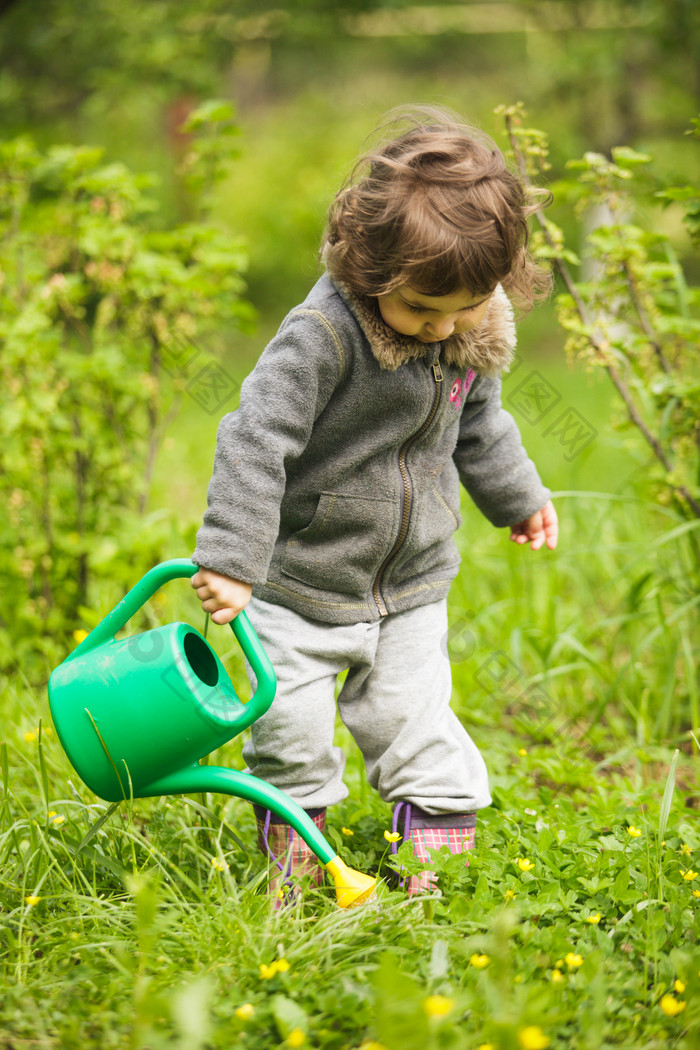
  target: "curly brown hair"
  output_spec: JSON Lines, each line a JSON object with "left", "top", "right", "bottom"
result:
{"left": 323, "top": 106, "right": 551, "bottom": 311}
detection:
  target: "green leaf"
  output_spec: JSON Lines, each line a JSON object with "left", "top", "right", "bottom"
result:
{"left": 0, "top": 741, "right": 8, "bottom": 795}
{"left": 181, "top": 99, "right": 236, "bottom": 131}
{"left": 611, "top": 866, "right": 630, "bottom": 901}
{"left": 429, "top": 939, "right": 450, "bottom": 981}
{"left": 270, "top": 995, "right": 308, "bottom": 1040}
{"left": 658, "top": 749, "right": 679, "bottom": 845}
{"left": 373, "top": 953, "right": 431, "bottom": 1050}
{"left": 38, "top": 722, "right": 50, "bottom": 807}
{"left": 611, "top": 146, "right": 652, "bottom": 168}
{"left": 171, "top": 978, "right": 212, "bottom": 1050}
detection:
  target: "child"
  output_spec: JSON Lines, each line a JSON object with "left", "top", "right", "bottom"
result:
{"left": 191, "top": 107, "right": 558, "bottom": 898}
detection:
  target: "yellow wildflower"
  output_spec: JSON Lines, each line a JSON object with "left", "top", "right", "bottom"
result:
{"left": 659, "top": 994, "right": 686, "bottom": 1017}
{"left": 50, "top": 813, "right": 66, "bottom": 827}
{"left": 477, "top": 1045, "right": 495, "bottom": 1050}
{"left": 504, "top": 888, "right": 517, "bottom": 900}
{"left": 555, "top": 959, "right": 563, "bottom": 968}
{"left": 210, "top": 857, "right": 229, "bottom": 872}
{"left": 564, "top": 952, "right": 584, "bottom": 969}
{"left": 674, "top": 980, "right": 686, "bottom": 994}
{"left": 517, "top": 857, "right": 535, "bottom": 872}
{"left": 384, "top": 830, "right": 401, "bottom": 843}
{"left": 551, "top": 969, "right": 564, "bottom": 983}
{"left": 627, "top": 826, "right": 641, "bottom": 838}
{"left": 73, "top": 629, "right": 89, "bottom": 644}
{"left": 693, "top": 889, "right": 700, "bottom": 899}
{"left": 518, "top": 1026, "right": 550, "bottom": 1049}
{"left": 25, "top": 895, "right": 41, "bottom": 907}
{"left": 360, "top": 1043, "right": 390, "bottom": 1050}
{"left": 681, "top": 869, "right": 698, "bottom": 881}
{"left": 518, "top": 748, "right": 528, "bottom": 756}
{"left": 422, "top": 994, "right": 455, "bottom": 1018}
{"left": 260, "top": 958, "right": 290, "bottom": 978}
{"left": 287, "top": 1029, "right": 305, "bottom": 1047}
{"left": 585, "top": 913, "right": 601, "bottom": 924}
{"left": 680, "top": 843, "right": 692, "bottom": 856}
{"left": 24, "top": 730, "right": 38, "bottom": 744}
{"left": 235, "top": 1003, "right": 255, "bottom": 1021}
{"left": 341, "top": 827, "right": 354, "bottom": 836}
{"left": 470, "top": 953, "right": 490, "bottom": 969}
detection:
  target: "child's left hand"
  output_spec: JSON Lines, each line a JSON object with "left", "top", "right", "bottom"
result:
{"left": 509, "top": 499, "right": 558, "bottom": 550}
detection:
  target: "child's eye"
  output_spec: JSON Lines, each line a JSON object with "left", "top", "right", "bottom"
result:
{"left": 404, "top": 302, "right": 425, "bottom": 314}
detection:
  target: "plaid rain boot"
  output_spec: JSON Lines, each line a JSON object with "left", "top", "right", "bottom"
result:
{"left": 390, "top": 802, "right": 476, "bottom": 896}
{"left": 254, "top": 805, "right": 326, "bottom": 908}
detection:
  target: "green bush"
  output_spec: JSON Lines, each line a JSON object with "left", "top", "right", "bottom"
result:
{"left": 500, "top": 105, "right": 700, "bottom": 522}
{"left": 0, "top": 102, "right": 253, "bottom": 677}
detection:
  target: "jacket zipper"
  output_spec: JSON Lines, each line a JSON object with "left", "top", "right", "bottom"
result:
{"left": 372, "top": 360, "right": 444, "bottom": 615}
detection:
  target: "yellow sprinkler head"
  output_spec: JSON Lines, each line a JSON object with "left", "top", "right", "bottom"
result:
{"left": 325, "top": 856, "right": 377, "bottom": 908}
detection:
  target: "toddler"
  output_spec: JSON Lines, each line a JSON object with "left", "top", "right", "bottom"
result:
{"left": 191, "top": 107, "right": 558, "bottom": 898}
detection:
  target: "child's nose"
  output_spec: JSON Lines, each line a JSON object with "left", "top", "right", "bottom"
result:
{"left": 427, "top": 317, "right": 455, "bottom": 339}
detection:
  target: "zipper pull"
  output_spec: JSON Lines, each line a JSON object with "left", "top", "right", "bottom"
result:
{"left": 432, "top": 360, "right": 443, "bottom": 383}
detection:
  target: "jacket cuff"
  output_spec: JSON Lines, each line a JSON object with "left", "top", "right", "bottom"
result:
{"left": 475, "top": 484, "right": 552, "bottom": 528}
{"left": 192, "top": 529, "right": 269, "bottom": 586}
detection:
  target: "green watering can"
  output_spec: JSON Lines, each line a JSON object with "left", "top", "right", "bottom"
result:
{"left": 48, "top": 558, "right": 376, "bottom": 908}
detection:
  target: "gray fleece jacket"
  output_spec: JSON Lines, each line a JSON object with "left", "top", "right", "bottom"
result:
{"left": 193, "top": 273, "right": 550, "bottom": 624}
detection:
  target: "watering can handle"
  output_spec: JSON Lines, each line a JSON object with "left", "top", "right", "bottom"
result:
{"left": 65, "top": 559, "right": 276, "bottom": 714}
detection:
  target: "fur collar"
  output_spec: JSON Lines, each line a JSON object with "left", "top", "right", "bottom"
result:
{"left": 331, "top": 278, "right": 516, "bottom": 376}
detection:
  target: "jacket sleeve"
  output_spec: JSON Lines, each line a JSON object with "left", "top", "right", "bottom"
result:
{"left": 192, "top": 310, "right": 344, "bottom": 583}
{"left": 453, "top": 374, "right": 550, "bottom": 527}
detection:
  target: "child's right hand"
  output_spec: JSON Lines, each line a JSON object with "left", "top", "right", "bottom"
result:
{"left": 190, "top": 567, "right": 253, "bottom": 625}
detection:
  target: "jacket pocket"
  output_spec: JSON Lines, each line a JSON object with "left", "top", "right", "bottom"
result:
{"left": 429, "top": 482, "right": 461, "bottom": 531}
{"left": 281, "top": 491, "right": 397, "bottom": 597}
{"left": 387, "top": 479, "right": 462, "bottom": 585}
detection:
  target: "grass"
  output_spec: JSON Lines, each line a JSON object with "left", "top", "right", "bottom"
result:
{"left": 2, "top": 475, "right": 700, "bottom": 1047}
{"left": 2, "top": 709, "right": 699, "bottom": 1048}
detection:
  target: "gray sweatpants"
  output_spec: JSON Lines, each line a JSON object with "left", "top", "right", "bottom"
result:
{"left": 242, "top": 596, "right": 491, "bottom": 815}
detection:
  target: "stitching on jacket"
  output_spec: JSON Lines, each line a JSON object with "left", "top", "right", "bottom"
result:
{"left": 431, "top": 485, "right": 459, "bottom": 528}
{"left": 263, "top": 576, "right": 455, "bottom": 609}
{"left": 390, "top": 578, "right": 457, "bottom": 601}
{"left": 291, "top": 308, "right": 346, "bottom": 378}
{"left": 318, "top": 493, "right": 336, "bottom": 533}
{"left": 263, "top": 580, "right": 373, "bottom": 611}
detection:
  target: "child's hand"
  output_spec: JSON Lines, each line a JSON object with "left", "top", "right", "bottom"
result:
{"left": 190, "top": 567, "right": 253, "bottom": 625}
{"left": 509, "top": 500, "right": 558, "bottom": 551}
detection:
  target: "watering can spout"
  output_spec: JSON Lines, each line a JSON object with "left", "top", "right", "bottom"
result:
{"left": 145, "top": 763, "right": 378, "bottom": 908}
{"left": 325, "top": 858, "right": 378, "bottom": 908}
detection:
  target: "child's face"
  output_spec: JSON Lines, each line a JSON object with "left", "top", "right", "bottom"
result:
{"left": 377, "top": 285, "right": 494, "bottom": 343}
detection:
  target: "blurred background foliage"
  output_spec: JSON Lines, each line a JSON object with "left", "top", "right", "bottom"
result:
{"left": 1, "top": 0, "right": 698, "bottom": 308}
{"left": 1, "top": 0, "right": 698, "bottom": 684}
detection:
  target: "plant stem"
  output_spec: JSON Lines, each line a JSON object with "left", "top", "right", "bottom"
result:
{"left": 623, "top": 262, "right": 672, "bottom": 374}
{"left": 504, "top": 114, "right": 700, "bottom": 519}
